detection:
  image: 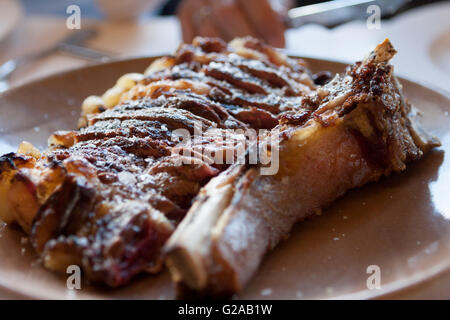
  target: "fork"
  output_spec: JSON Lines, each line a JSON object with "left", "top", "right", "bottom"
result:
{"left": 0, "top": 28, "right": 113, "bottom": 93}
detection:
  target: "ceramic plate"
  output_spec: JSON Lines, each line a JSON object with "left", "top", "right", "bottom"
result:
{"left": 0, "top": 57, "right": 449, "bottom": 299}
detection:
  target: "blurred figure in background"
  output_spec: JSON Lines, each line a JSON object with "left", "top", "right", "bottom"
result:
{"left": 163, "top": 0, "right": 445, "bottom": 48}
{"left": 162, "top": 0, "right": 329, "bottom": 47}
{"left": 21, "top": 0, "right": 444, "bottom": 49}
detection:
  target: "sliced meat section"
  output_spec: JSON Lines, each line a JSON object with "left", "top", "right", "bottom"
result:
{"left": 0, "top": 37, "right": 315, "bottom": 286}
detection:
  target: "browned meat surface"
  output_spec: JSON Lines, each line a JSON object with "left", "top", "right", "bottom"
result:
{"left": 164, "top": 39, "right": 440, "bottom": 298}
{"left": 0, "top": 37, "right": 439, "bottom": 294}
{"left": 0, "top": 37, "right": 315, "bottom": 286}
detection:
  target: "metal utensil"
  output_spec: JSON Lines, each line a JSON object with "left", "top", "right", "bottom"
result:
{"left": 287, "top": 0, "right": 410, "bottom": 28}
{"left": 0, "top": 28, "right": 112, "bottom": 93}
{"left": 57, "top": 28, "right": 112, "bottom": 62}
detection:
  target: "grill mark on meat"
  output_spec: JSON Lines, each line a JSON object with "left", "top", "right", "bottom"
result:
{"left": 204, "top": 62, "right": 269, "bottom": 94}
{"left": 144, "top": 64, "right": 204, "bottom": 83}
{"left": 76, "top": 120, "right": 174, "bottom": 143}
{"left": 228, "top": 56, "right": 297, "bottom": 93}
{"left": 143, "top": 93, "right": 247, "bottom": 129}
{"left": 95, "top": 136, "right": 171, "bottom": 158}
{"left": 49, "top": 144, "right": 148, "bottom": 173}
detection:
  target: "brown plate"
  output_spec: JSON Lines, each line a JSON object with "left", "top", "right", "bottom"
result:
{"left": 0, "top": 57, "right": 449, "bottom": 299}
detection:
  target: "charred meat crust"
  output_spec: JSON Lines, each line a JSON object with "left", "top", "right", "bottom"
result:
{"left": 164, "top": 39, "right": 440, "bottom": 298}
{"left": 0, "top": 36, "right": 316, "bottom": 286}
{"left": 0, "top": 37, "right": 440, "bottom": 291}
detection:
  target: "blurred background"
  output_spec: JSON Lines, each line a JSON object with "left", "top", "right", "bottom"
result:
{"left": 0, "top": 0, "right": 449, "bottom": 91}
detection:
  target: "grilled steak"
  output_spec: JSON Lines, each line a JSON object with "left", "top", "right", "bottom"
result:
{"left": 165, "top": 39, "right": 440, "bottom": 298}
{"left": 0, "top": 37, "right": 315, "bottom": 286}
{"left": 0, "top": 37, "right": 439, "bottom": 294}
